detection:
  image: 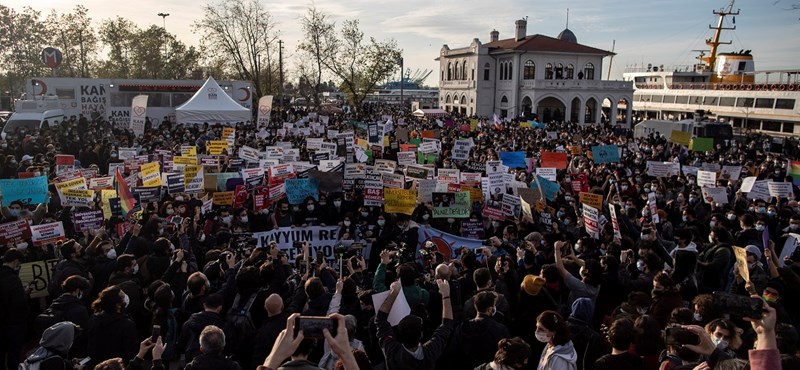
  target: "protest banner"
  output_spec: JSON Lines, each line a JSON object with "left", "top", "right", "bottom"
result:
{"left": 501, "top": 194, "right": 522, "bottom": 218}
{"left": 670, "top": 130, "right": 691, "bottom": 146}
{"left": 646, "top": 161, "right": 681, "bottom": 178}
{"left": 61, "top": 188, "right": 93, "bottom": 208}
{"left": 257, "top": 95, "right": 273, "bottom": 126}
{"left": 0, "top": 219, "right": 32, "bottom": 245}
{"left": 384, "top": 188, "right": 417, "bottom": 215}
{"left": 499, "top": 152, "right": 526, "bottom": 168}
{"left": 697, "top": 170, "right": 717, "bottom": 188}
{"left": 460, "top": 221, "right": 485, "bottom": 239}
{"left": 72, "top": 209, "right": 105, "bottom": 232}
{"left": 89, "top": 176, "right": 114, "bottom": 190}
{"left": 364, "top": 181, "right": 383, "bottom": 207}
{"left": 540, "top": 152, "right": 568, "bottom": 169}
{"left": 284, "top": 178, "right": 320, "bottom": 204}
{"left": 536, "top": 168, "right": 557, "bottom": 182}
{"left": 416, "top": 179, "right": 436, "bottom": 203}
{"left": 268, "top": 164, "right": 296, "bottom": 185}
{"left": 609, "top": 204, "right": 622, "bottom": 241}
{"left": 591, "top": 145, "right": 620, "bottom": 163}
{"left": 30, "top": 221, "right": 65, "bottom": 246}
{"left": 141, "top": 162, "right": 161, "bottom": 187}
{"left": 207, "top": 140, "right": 229, "bottom": 155}
{"left": 382, "top": 173, "right": 405, "bottom": 189}
{"left": 747, "top": 180, "right": 772, "bottom": 201}
{"left": 397, "top": 151, "right": 416, "bottom": 166}
{"left": 251, "top": 226, "right": 345, "bottom": 262}
{"left": 460, "top": 172, "right": 481, "bottom": 187}
{"left": 702, "top": 186, "right": 729, "bottom": 204}
{"left": 580, "top": 192, "right": 603, "bottom": 210}
{"left": 533, "top": 175, "right": 560, "bottom": 201}
{"left": 768, "top": 182, "right": 794, "bottom": 198}
{"left": 733, "top": 246, "right": 750, "bottom": 282}
{"left": 166, "top": 173, "right": 186, "bottom": 194}
{"left": 212, "top": 191, "right": 235, "bottom": 206}
{"left": 18, "top": 259, "right": 59, "bottom": 298}
{"left": 184, "top": 165, "right": 204, "bottom": 193}
{"left": 720, "top": 166, "right": 742, "bottom": 181}
{"left": 0, "top": 176, "right": 49, "bottom": 205}
{"left": 583, "top": 204, "right": 600, "bottom": 239}
{"left": 133, "top": 187, "right": 161, "bottom": 203}
{"left": 130, "top": 95, "right": 148, "bottom": 137}
{"left": 252, "top": 186, "right": 270, "bottom": 212}
{"left": 452, "top": 139, "right": 473, "bottom": 161}
{"left": 437, "top": 169, "right": 460, "bottom": 184}
{"left": 690, "top": 137, "right": 714, "bottom": 152}
{"left": 406, "top": 166, "right": 429, "bottom": 180}
{"left": 432, "top": 192, "right": 470, "bottom": 218}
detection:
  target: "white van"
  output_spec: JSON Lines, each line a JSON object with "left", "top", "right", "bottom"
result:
{"left": 0, "top": 109, "right": 64, "bottom": 140}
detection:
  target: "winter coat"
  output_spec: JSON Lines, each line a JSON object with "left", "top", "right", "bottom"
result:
{"left": 0, "top": 264, "right": 28, "bottom": 327}
{"left": 377, "top": 311, "right": 454, "bottom": 370}
{"left": 48, "top": 259, "right": 90, "bottom": 297}
{"left": 536, "top": 341, "right": 578, "bottom": 370}
{"left": 177, "top": 310, "right": 226, "bottom": 363}
{"left": 184, "top": 352, "right": 242, "bottom": 370}
{"left": 446, "top": 315, "right": 510, "bottom": 369}
{"left": 649, "top": 289, "right": 684, "bottom": 327}
{"left": 87, "top": 312, "right": 138, "bottom": 366}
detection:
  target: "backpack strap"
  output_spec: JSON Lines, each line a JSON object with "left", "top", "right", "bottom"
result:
{"left": 540, "top": 286, "right": 560, "bottom": 307}
{"left": 242, "top": 290, "right": 262, "bottom": 312}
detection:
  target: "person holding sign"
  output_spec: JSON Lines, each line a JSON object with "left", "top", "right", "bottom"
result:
{"left": 731, "top": 245, "right": 769, "bottom": 296}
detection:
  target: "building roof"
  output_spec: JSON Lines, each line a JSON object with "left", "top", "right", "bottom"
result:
{"left": 557, "top": 28, "right": 578, "bottom": 43}
{"left": 485, "top": 34, "right": 613, "bottom": 55}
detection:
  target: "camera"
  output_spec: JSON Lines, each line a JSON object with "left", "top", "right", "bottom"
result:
{"left": 293, "top": 316, "right": 337, "bottom": 339}
{"left": 334, "top": 244, "right": 349, "bottom": 256}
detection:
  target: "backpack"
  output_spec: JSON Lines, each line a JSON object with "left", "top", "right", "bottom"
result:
{"left": 223, "top": 291, "right": 260, "bottom": 354}
{"left": 541, "top": 287, "right": 571, "bottom": 319}
{"left": 33, "top": 307, "right": 65, "bottom": 343}
{"left": 18, "top": 353, "right": 63, "bottom": 370}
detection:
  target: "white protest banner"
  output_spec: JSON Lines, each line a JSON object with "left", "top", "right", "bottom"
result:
{"left": 372, "top": 287, "right": 412, "bottom": 326}
{"left": 501, "top": 194, "right": 522, "bottom": 218}
{"left": 701, "top": 186, "right": 729, "bottom": 204}
{"left": 460, "top": 172, "right": 481, "bottom": 187}
{"left": 375, "top": 159, "right": 397, "bottom": 174}
{"left": 319, "top": 160, "right": 342, "bottom": 172}
{"left": 130, "top": 95, "right": 148, "bottom": 137}
{"left": 239, "top": 146, "right": 261, "bottom": 162}
{"left": 416, "top": 179, "right": 437, "bottom": 203}
{"left": 696, "top": 170, "right": 717, "bottom": 188}
{"left": 583, "top": 204, "right": 600, "bottom": 239}
{"left": 740, "top": 177, "right": 757, "bottom": 192}
{"left": 89, "top": 176, "right": 114, "bottom": 190}
{"left": 648, "top": 192, "right": 660, "bottom": 223}
{"left": 682, "top": 166, "right": 700, "bottom": 177}
{"left": 486, "top": 160, "right": 502, "bottom": 174}
{"left": 61, "top": 189, "right": 93, "bottom": 208}
{"left": 720, "top": 165, "right": 742, "bottom": 181}
{"left": 536, "top": 168, "right": 557, "bottom": 182}
{"left": 257, "top": 95, "right": 273, "bottom": 126}
{"left": 437, "top": 169, "right": 460, "bottom": 184}
{"left": 451, "top": 139, "right": 473, "bottom": 161}
{"left": 747, "top": 180, "right": 772, "bottom": 201}
{"left": 780, "top": 233, "right": 800, "bottom": 267}
{"left": 30, "top": 221, "right": 66, "bottom": 246}
{"left": 647, "top": 161, "right": 680, "bottom": 178}
{"left": 768, "top": 182, "right": 794, "bottom": 198}
{"left": 418, "top": 141, "right": 438, "bottom": 154}
{"left": 118, "top": 148, "right": 137, "bottom": 161}
{"left": 382, "top": 173, "right": 405, "bottom": 189}
{"left": 609, "top": 204, "right": 622, "bottom": 240}
{"left": 397, "top": 152, "right": 416, "bottom": 166}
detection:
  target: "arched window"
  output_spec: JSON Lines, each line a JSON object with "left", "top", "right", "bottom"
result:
{"left": 445, "top": 95, "right": 452, "bottom": 104}
{"left": 555, "top": 63, "right": 564, "bottom": 79}
{"left": 500, "top": 62, "right": 506, "bottom": 80}
{"left": 454, "top": 63, "right": 460, "bottom": 82}
{"left": 500, "top": 95, "right": 508, "bottom": 106}
{"left": 461, "top": 61, "right": 467, "bottom": 80}
{"left": 460, "top": 95, "right": 467, "bottom": 105}
{"left": 566, "top": 64, "right": 574, "bottom": 79}
{"left": 484, "top": 63, "right": 490, "bottom": 80}
{"left": 524, "top": 60, "right": 536, "bottom": 80}
{"left": 508, "top": 62, "right": 513, "bottom": 80}
{"left": 447, "top": 62, "right": 452, "bottom": 81}
{"left": 584, "top": 63, "right": 595, "bottom": 80}
{"left": 545, "top": 63, "right": 554, "bottom": 79}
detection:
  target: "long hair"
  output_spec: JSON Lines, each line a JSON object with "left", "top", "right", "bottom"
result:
{"left": 536, "top": 310, "right": 571, "bottom": 346}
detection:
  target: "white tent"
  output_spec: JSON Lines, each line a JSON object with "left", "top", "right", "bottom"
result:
{"left": 175, "top": 77, "right": 251, "bottom": 124}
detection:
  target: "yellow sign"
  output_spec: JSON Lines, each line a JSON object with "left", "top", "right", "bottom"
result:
{"left": 383, "top": 188, "right": 417, "bottom": 215}
{"left": 141, "top": 162, "right": 161, "bottom": 187}
{"left": 356, "top": 138, "right": 369, "bottom": 150}
{"left": 520, "top": 121, "right": 532, "bottom": 128}
{"left": 222, "top": 127, "right": 235, "bottom": 140}
{"left": 567, "top": 146, "right": 582, "bottom": 155}
{"left": 174, "top": 156, "right": 198, "bottom": 165}
{"left": 207, "top": 140, "right": 229, "bottom": 155}
{"left": 184, "top": 165, "right": 202, "bottom": 186}
{"left": 670, "top": 130, "right": 691, "bottom": 146}
{"left": 212, "top": 191, "right": 235, "bottom": 206}
{"left": 19, "top": 259, "right": 59, "bottom": 298}
{"left": 181, "top": 146, "right": 197, "bottom": 156}
{"left": 55, "top": 177, "right": 87, "bottom": 192}
{"left": 470, "top": 119, "right": 478, "bottom": 131}
{"left": 461, "top": 187, "right": 484, "bottom": 203}
{"left": 579, "top": 192, "right": 603, "bottom": 210}
{"left": 100, "top": 189, "right": 117, "bottom": 218}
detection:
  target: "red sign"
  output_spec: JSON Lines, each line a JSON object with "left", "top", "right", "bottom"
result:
{"left": 541, "top": 152, "right": 568, "bottom": 169}
{"left": 0, "top": 220, "right": 32, "bottom": 245}
{"left": 253, "top": 186, "right": 270, "bottom": 212}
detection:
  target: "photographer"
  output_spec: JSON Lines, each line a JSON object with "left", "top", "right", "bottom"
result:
{"left": 373, "top": 250, "right": 430, "bottom": 308}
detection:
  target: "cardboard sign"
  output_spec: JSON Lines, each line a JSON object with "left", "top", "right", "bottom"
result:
{"left": 579, "top": 192, "right": 603, "bottom": 210}
{"left": 0, "top": 176, "right": 49, "bottom": 205}
{"left": 583, "top": 204, "right": 600, "bottom": 239}
{"left": 536, "top": 168, "right": 557, "bottom": 182}
{"left": 0, "top": 220, "right": 33, "bottom": 244}
{"left": 384, "top": 188, "right": 417, "bottom": 215}
{"left": 141, "top": 162, "right": 161, "bottom": 187}
{"left": 18, "top": 259, "right": 59, "bottom": 298}
{"left": 61, "top": 188, "right": 94, "bottom": 208}
{"left": 697, "top": 170, "right": 717, "bottom": 188}
{"left": 212, "top": 191, "right": 235, "bottom": 206}
{"left": 72, "top": 209, "right": 104, "bottom": 232}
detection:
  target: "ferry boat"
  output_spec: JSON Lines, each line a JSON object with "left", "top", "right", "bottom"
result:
{"left": 622, "top": 0, "right": 800, "bottom": 136}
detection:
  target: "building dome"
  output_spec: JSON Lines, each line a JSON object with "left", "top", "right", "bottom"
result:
{"left": 557, "top": 28, "right": 577, "bottom": 43}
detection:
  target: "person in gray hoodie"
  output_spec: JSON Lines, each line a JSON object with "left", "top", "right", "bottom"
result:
{"left": 534, "top": 310, "right": 578, "bottom": 370}
{"left": 20, "top": 321, "right": 78, "bottom": 370}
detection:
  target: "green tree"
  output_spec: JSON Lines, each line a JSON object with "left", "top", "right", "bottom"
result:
{"left": 96, "top": 16, "right": 137, "bottom": 78}
{"left": 0, "top": 5, "right": 48, "bottom": 94}
{"left": 44, "top": 5, "right": 97, "bottom": 77}
{"left": 320, "top": 19, "right": 401, "bottom": 111}
{"left": 195, "top": 0, "right": 280, "bottom": 98}
{"left": 298, "top": 5, "right": 336, "bottom": 109}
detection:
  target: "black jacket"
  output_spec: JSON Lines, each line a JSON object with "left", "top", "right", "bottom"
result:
{"left": 0, "top": 265, "right": 27, "bottom": 327}
{"left": 445, "top": 315, "right": 509, "bottom": 369}
{"left": 48, "top": 259, "right": 90, "bottom": 297}
{"left": 50, "top": 294, "right": 90, "bottom": 330}
{"left": 184, "top": 352, "right": 242, "bottom": 370}
{"left": 177, "top": 310, "right": 226, "bottom": 363}
{"left": 87, "top": 312, "right": 138, "bottom": 367}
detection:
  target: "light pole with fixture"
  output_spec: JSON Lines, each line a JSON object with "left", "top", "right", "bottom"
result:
{"left": 157, "top": 13, "right": 170, "bottom": 58}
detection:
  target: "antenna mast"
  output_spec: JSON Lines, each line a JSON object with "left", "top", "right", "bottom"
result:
{"left": 607, "top": 40, "right": 616, "bottom": 80}
{"left": 701, "top": 0, "right": 738, "bottom": 72}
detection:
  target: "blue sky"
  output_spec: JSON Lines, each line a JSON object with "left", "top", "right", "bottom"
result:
{"left": 6, "top": 0, "right": 800, "bottom": 85}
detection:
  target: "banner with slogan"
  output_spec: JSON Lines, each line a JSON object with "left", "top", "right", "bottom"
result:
{"left": 253, "top": 186, "right": 270, "bottom": 212}
{"left": 540, "top": 152, "right": 568, "bottom": 169}
{"left": 432, "top": 192, "right": 470, "bottom": 218}
{"left": 89, "top": 176, "right": 114, "bottom": 190}
{"left": 284, "top": 178, "right": 320, "bottom": 205}
{"left": 207, "top": 140, "right": 229, "bottom": 155}
{"left": 364, "top": 181, "right": 383, "bottom": 207}
{"left": 166, "top": 173, "right": 185, "bottom": 194}
{"left": 30, "top": 221, "right": 66, "bottom": 246}
{"left": 579, "top": 192, "right": 603, "bottom": 209}
{"left": 384, "top": 188, "right": 417, "bottom": 215}
{"left": 212, "top": 191, "right": 235, "bottom": 206}
{"left": 257, "top": 95, "right": 273, "bottom": 126}
{"left": 499, "top": 152, "right": 526, "bottom": 168}
{"left": 609, "top": 204, "right": 622, "bottom": 241}
{"left": 72, "top": 209, "right": 105, "bottom": 232}
{"left": 670, "top": 130, "right": 691, "bottom": 146}
{"left": 252, "top": 226, "right": 343, "bottom": 262}
{"left": 417, "top": 225, "right": 483, "bottom": 261}
{"left": 100, "top": 189, "right": 117, "bottom": 219}
{"left": 0, "top": 219, "right": 33, "bottom": 244}
{"left": 184, "top": 165, "right": 204, "bottom": 193}
{"left": 133, "top": 187, "right": 161, "bottom": 204}
{"left": 130, "top": 94, "right": 148, "bottom": 137}
{"left": 0, "top": 176, "right": 49, "bottom": 205}
{"left": 18, "top": 259, "right": 59, "bottom": 298}
{"left": 591, "top": 145, "right": 620, "bottom": 164}
{"left": 583, "top": 204, "right": 600, "bottom": 239}
{"left": 141, "top": 162, "right": 161, "bottom": 187}
{"left": 61, "top": 188, "right": 93, "bottom": 208}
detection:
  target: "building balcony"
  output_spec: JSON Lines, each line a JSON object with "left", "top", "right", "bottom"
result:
{"left": 520, "top": 79, "right": 633, "bottom": 91}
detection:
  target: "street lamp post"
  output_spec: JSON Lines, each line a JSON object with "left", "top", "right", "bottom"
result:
{"left": 398, "top": 57, "right": 404, "bottom": 110}
{"left": 157, "top": 13, "right": 170, "bottom": 58}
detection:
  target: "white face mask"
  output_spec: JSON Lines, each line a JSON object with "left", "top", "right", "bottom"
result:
{"left": 708, "top": 235, "right": 715, "bottom": 244}
{"left": 361, "top": 211, "right": 369, "bottom": 217}
{"left": 166, "top": 209, "right": 175, "bottom": 215}
{"left": 535, "top": 330, "right": 551, "bottom": 343}
{"left": 106, "top": 249, "right": 117, "bottom": 260}
{"left": 132, "top": 264, "right": 140, "bottom": 274}
{"left": 343, "top": 221, "right": 351, "bottom": 227}
{"left": 240, "top": 216, "right": 248, "bottom": 223}
{"left": 422, "top": 214, "right": 430, "bottom": 220}
{"left": 636, "top": 260, "right": 646, "bottom": 272}
{"left": 122, "top": 293, "right": 130, "bottom": 308}
{"left": 334, "top": 201, "right": 342, "bottom": 207}
{"left": 712, "top": 337, "right": 729, "bottom": 349}
{"left": 693, "top": 312, "right": 702, "bottom": 322}
{"left": 16, "top": 242, "right": 28, "bottom": 251}
{"left": 377, "top": 220, "right": 386, "bottom": 227}
{"left": 199, "top": 233, "right": 206, "bottom": 242}
{"left": 709, "top": 221, "right": 716, "bottom": 228}
{"left": 755, "top": 224, "right": 765, "bottom": 231}
{"left": 222, "top": 215, "right": 233, "bottom": 226}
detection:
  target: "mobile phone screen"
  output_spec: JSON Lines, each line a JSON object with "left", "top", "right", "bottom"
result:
{"left": 294, "top": 316, "right": 337, "bottom": 339}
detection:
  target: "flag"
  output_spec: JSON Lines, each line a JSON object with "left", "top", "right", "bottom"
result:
{"left": 789, "top": 160, "right": 800, "bottom": 186}
{"left": 114, "top": 168, "right": 136, "bottom": 218}
{"left": 492, "top": 113, "right": 501, "bottom": 129}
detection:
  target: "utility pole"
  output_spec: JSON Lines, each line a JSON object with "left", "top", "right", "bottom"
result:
{"left": 399, "top": 57, "right": 404, "bottom": 109}
{"left": 278, "top": 40, "right": 284, "bottom": 112}
{"left": 158, "top": 13, "right": 170, "bottom": 58}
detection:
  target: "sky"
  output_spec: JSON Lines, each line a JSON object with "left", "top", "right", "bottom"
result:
{"left": 5, "top": 0, "right": 800, "bottom": 86}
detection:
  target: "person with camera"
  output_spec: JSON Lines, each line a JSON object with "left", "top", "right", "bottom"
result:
{"left": 373, "top": 249, "right": 430, "bottom": 308}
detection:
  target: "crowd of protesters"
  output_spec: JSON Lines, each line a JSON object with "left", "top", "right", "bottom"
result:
{"left": 0, "top": 103, "right": 798, "bottom": 370}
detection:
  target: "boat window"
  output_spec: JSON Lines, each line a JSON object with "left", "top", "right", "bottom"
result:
{"left": 703, "top": 96, "right": 718, "bottom": 106}
{"left": 736, "top": 98, "right": 754, "bottom": 108}
{"left": 783, "top": 122, "right": 795, "bottom": 133}
{"left": 676, "top": 96, "right": 689, "bottom": 104}
{"left": 755, "top": 98, "right": 774, "bottom": 109}
{"left": 719, "top": 97, "right": 736, "bottom": 107}
{"left": 651, "top": 95, "right": 663, "bottom": 103}
{"left": 663, "top": 95, "right": 677, "bottom": 104}
{"left": 775, "top": 99, "right": 795, "bottom": 110}
{"left": 691, "top": 96, "right": 702, "bottom": 104}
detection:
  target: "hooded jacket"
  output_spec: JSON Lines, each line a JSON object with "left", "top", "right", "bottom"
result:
{"left": 537, "top": 341, "right": 578, "bottom": 370}
{"left": 567, "top": 298, "right": 604, "bottom": 370}
{"left": 87, "top": 312, "right": 138, "bottom": 366}
{"left": 49, "top": 294, "right": 90, "bottom": 330}
{"left": 23, "top": 321, "right": 74, "bottom": 370}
